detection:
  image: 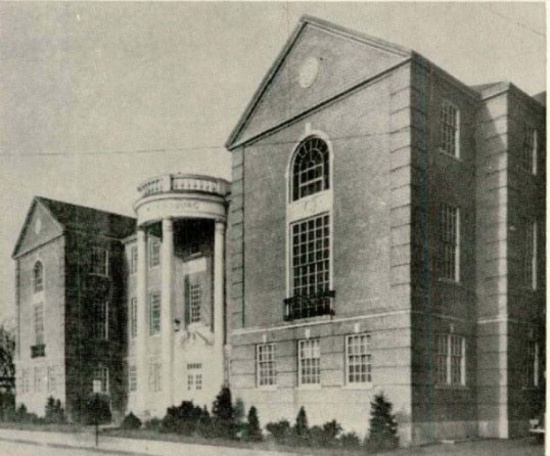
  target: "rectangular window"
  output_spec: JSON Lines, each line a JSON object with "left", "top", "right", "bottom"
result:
{"left": 22, "top": 369, "right": 30, "bottom": 394}
{"left": 525, "top": 340, "right": 539, "bottom": 387}
{"left": 34, "top": 303, "right": 44, "bottom": 346}
{"left": 346, "top": 334, "right": 372, "bottom": 385}
{"left": 129, "top": 365, "right": 137, "bottom": 392}
{"left": 439, "top": 205, "right": 460, "bottom": 281}
{"left": 187, "top": 363, "right": 202, "bottom": 391}
{"left": 256, "top": 344, "right": 276, "bottom": 387}
{"left": 130, "top": 298, "right": 137, "bottom": 339}
{"left": 149, "top": 238, "right": 161, "bottom": 268}
{"left": 130, "top": 245, "right": 138, "bottom": 275}
{"left": 92, "top": 300, "right": 109, "bottom": 340}
{"left": 47, "top": 366, "right": 56, "bottom": 394}
{"left": 90, "top": 246, "right": 109, "bottom": 276}
{"left": 434, "top": 334, "right": 466, "bottom": 386}
{"left": 291, "top": 214, "right": 330, "bottom": 298}
{"left": 522, "top": 220, "right": 537, "bottom": 290}
{"left": 34, "top": 367, "right": 44, "bottom": 393}
{"left": 440, "top": 101, "right": 460, "bottom": 158}
{"left": 520, "top": 125, "right": 537, "bottom": 175}
{"left": 148, "top": 359, "right": 162, "bottom": 392}
{"left": 149, "top": 293, "right": 161, "bottom": 336}
{"left": 189, "top": 283, "right": 202, "bottom": 324}
{"left": 196, "top": 374, "right": 202, "bottom": 390}
{"left": 93, "top": 366, "right": 109, "bottom": 393}
{"left": 298, "top": 339, "right": 320, "bottom": 386}
{"left": 187, "top": 374, "right": 194, "bottom": 391}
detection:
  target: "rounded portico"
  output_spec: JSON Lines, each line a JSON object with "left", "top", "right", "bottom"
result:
{"left": 132, "top": 174, "right": 230, "bottom": 416}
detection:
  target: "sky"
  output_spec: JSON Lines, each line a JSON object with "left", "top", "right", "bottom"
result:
{"left": 0, "top": 2, "right": 546, "bottom": 323}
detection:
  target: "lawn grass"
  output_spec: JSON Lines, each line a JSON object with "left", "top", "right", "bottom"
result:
{"left": 103, "top": 427, "right": 370, "bottom": 455}
{"left": 0, "top": 421, "right": 86, "bottom": 433}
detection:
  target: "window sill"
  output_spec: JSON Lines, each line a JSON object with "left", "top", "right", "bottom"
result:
{"left": 437, "top": 278, "right": 462, "bottom": 286}
{"left": 257, "top": 385, "right": 278, "bottom": 391}
{"left": 297, "top": 384, "right": 322, "bottom": 390}
{"left": 342, "top": 383, "right": 373, "bottom": 390}
{"left": 438, "top": 148, "right": 462, "bottom": 162}
{"left": 435, "top": 384, "right": 468, "bottom": 390}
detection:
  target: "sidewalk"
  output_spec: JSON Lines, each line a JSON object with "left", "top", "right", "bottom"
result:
{"left": 0, "top": 427, "right": 300, "bottom": 456}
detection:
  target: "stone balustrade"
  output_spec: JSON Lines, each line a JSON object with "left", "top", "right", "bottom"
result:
{"left": 137, "top": 174, "right": 230, "bottom": 199}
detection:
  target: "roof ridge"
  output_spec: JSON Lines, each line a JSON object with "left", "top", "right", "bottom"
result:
{"left": 36, "top": 196, "right": 136, "bottom": 220}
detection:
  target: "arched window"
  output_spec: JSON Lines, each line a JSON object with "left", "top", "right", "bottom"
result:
{"left": 292, "top": 137, "right": 330, "bottom": 201}
{"left": 34, "top": 261, "right": 43, "bottom": 293}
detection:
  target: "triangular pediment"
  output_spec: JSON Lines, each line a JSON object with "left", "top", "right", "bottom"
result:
{"left": 226, "top": 16, "right": 411, "bottom": 149}
{"left": 12, "top": 198, "right": 64, "bottom": 258}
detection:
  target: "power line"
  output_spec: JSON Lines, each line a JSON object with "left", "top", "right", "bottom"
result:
{"left": 479, "top": 4, "right": 545, "bottom": 39}
{"left": 0, "top": 131, "right": 393, "bottom": 158}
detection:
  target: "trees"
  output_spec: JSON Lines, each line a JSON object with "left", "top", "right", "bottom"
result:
{"left": 0, "top": 321, "right": 15, "bottom": 391}
{"left": 365, "top": 392, "right": 399, "bottom": 450}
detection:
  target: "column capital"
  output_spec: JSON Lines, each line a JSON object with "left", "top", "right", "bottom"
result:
{"left": 215, "top": 220, "right": 226, "bottom": 233}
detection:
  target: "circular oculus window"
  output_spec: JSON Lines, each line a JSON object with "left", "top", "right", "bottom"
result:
{"left": 298, "top": 57, "right": 320, "bottom": 88}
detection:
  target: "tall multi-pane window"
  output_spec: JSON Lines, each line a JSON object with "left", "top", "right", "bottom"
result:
{"left": 522, "top": 220, "right": 537, "bottom": 290}
{"left": 256, "top": 344, "right": 276, "bottom": 387}
{"left": 47, "top": 366, "right": 56, "bottom": 394}
{"left": 90, "top": 246, "right": 109, "bottom": 276}
{"left": 346, "top": 334, "right": 372, "bottom": 385}
{"left": 149, "top": 238, "right": 161, "bottom": 268}
{"left": 22, "top": 369, "right": 30, "bottom": 394}
{"left": 149, "top": 293, "right": 161, "bottom": 336}
{"left": 434, "top": 334, "right": 466, "bottom": 386}
{"left": 440, "top": 101, "right": 460, "bottom": 158}
{"left": 189, "top": 283, "right": 202, "bottom": 324}
{"left": 439, "top": 205, "right": 460, "bottom": 281}
{"left": 130, "top": 245, "right": 138, "bottom": 275}
{"left": 148, "top": 359, "right": 162, "bottom": 392}
{"left": 93, "top": 366, "right": 109, "bottom": 393}
{"left": 291, "top": 214, "right": 330, "bottom": 298}
{"left": 130, "top": 298, "right": 137, "bottom": 339}
{"left": 519, "top": 125, "right": 537, "bottom": 175}
{"left": 129, "top": 365, "right": 137, "bottom": 392}
{"left": 292, "top": 137, "right": 330, "bottom": 201}
{"left": 33, "top": 261, "right": 44, "bottom": 293}
{"left": 34, "top": 303, "right": 44, "bottom": 345}
{"left": 525, "top": 340, "right": 539, "bottom": 387}
{"left": 34, "top": 367, "right": 44, "bottom": 392}
{"left": 298, "top": 339, "right": 320, "bottom": 386}
{"left": 92, "top": 300, "right": 109, "bottom": 340}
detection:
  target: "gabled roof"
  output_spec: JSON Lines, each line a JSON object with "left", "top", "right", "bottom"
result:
{"left": 12, "top": 196, "right": 136, "bottom": 258}
{"left": 225, "top": 15, "right": 412, "bottom": 150}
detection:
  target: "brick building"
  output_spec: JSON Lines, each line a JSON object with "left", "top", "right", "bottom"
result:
{"left": 13, "top": 16, "right": 545, "bottom": 445}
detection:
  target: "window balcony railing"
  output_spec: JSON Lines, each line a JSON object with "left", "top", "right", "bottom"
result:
{"left": 31, "top": 344, "right": 45, "bottom": 358}
{"left": 137, "top": 174, "right": 231, "bottom": 199}
{"left": 283, "top": 290, "right": 335, "bottom": 321}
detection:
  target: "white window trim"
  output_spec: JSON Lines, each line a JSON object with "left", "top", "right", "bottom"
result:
{"left": 90, "top": 246, "right": 109, "bottom": 276}
{"left": 256, "top": 343, "right": 277, "bottom": 389}
{"left": 344, "top": 334, "right": 373, "bottom": 390}
{"left": 33, "top": 260, "right": 44, "bottom": 294}
{"left": 148, "top": 237, "right": 161, "bottom": 269}
{"left": 439, "top": 205, "right": 460, "bottom": 283}
{"left": 435, "top": 333, "right": 467, "bottom": 388}
{"left": 297, "top": 338, "right": 321, "bottom": 388}
{"left": 34, "top": 302, "right": 45, "bottom": 346}
{"left": 93, "top": 366, "right": 109, "bottom": 393}
{"left": 285, "top": 130, "right": 334, "bottom": 303}
{"left": 439, "top": 100, "right": 461, "bottom": 159}
{"left": 149, "top": 292, "right": 161, "bottom": 336}
{"left": 130, "top": 244, "right": 138, "bottom": 275}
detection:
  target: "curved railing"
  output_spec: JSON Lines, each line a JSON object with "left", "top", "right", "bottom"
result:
{"left": 138, "top": 174, "right": 230, "bottom": 198}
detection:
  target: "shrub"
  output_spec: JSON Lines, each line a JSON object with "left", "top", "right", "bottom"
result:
{"left": 45, "top": 397, "right": 66, "bottom": 424}
{"left": 339, "top": 431, "right": 361, "bottom": 448}
{"left": 211, "top": 386, "right": 237, "bottom": 439}
{"left": 294, "top": 406, "right": 308, "bottom": 437}
{"left": 120, "top": 412, "right": 141, "bottom": 430}
{"left": 245, "top": 406, "right": 262, "bottom": 442}
{"left": 161, "top": 401, "right": 205, "bottom": 435}
{"left": 0, "top": 391, "right": 15, "bottom": 422}
{"left": 266, "top": 419, "right": 291, "bottom": 443}
{"left": 144, "top": 417, "right": 162, "bottom": 430}
{"left": 195, "top": 407, "right": 212, "bottom": 438}
{"left": 365, "top": 392, "right": 399, "bottom": 451}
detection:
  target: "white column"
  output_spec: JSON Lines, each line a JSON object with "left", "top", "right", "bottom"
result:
{"left": 161, "top": 218, "right": 174, "bottom": 407}
{"left": 213, "top": 221, "right": 225, "bottom": 350}
{"left": 136, "top": 227, "right": 148, "bottom": 413}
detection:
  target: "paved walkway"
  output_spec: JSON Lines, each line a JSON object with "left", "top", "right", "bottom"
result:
{"left": 0, "top": 428, "right": 300, "bottom": 456}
